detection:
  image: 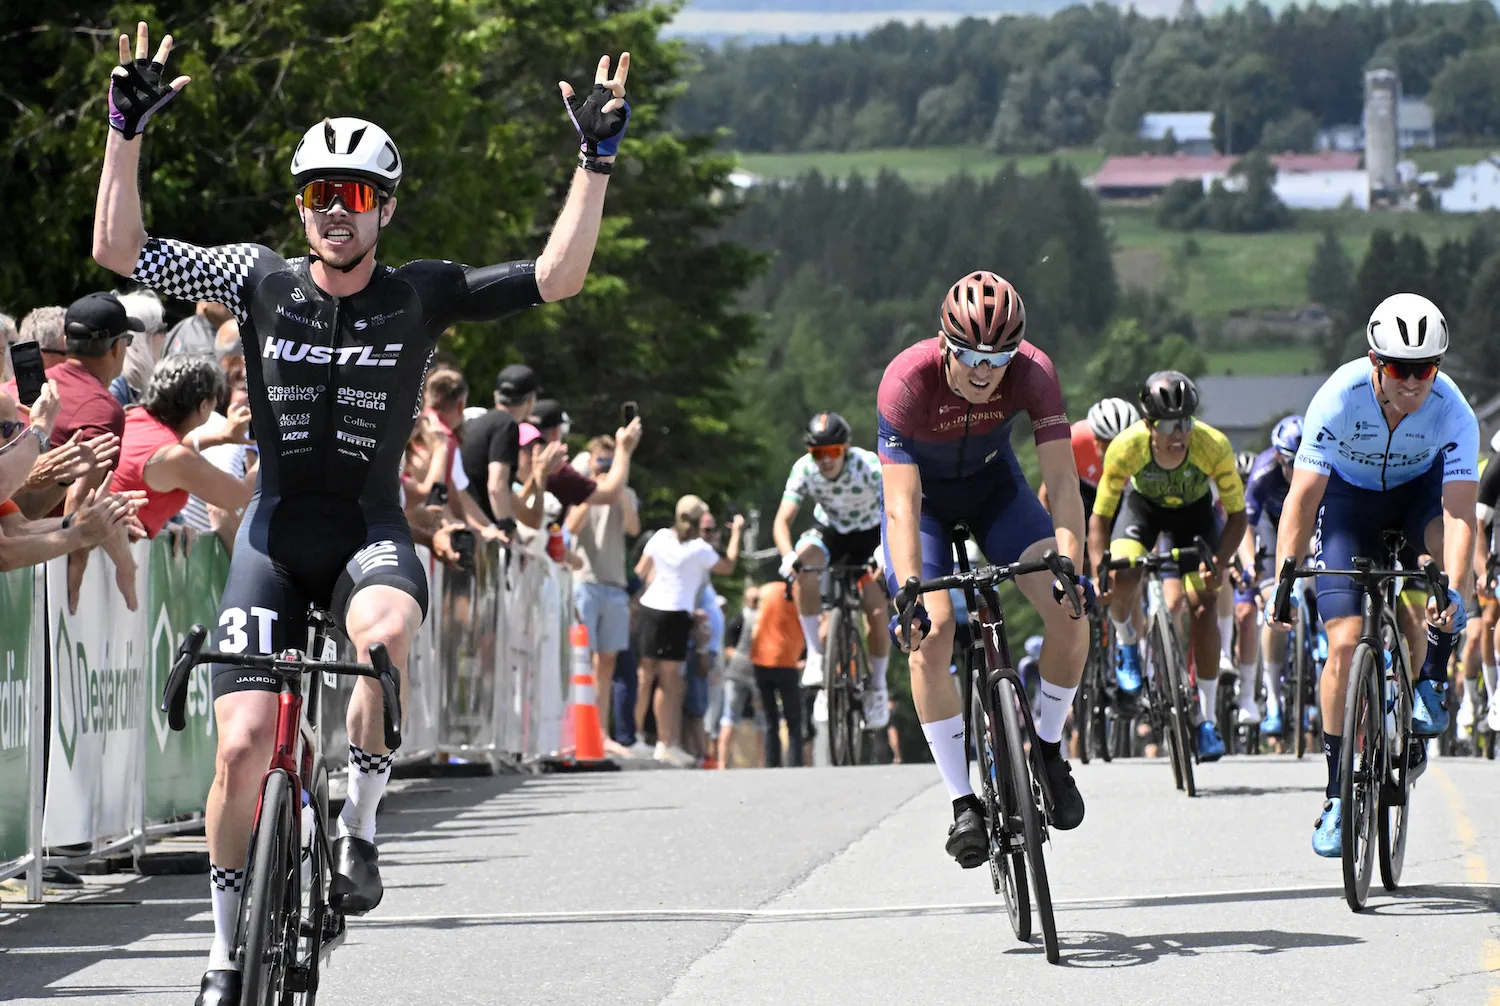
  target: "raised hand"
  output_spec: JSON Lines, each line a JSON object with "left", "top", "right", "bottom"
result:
{"left": 109, "top": 21, "right": 191, "bottom": 139}
{"left": 559, "top": 53, "right": 631, "bottom": 158}
{"left": 24, "top": 381, "right": 60, "bottom": 437}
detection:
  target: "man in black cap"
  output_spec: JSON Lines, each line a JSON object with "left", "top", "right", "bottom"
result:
{"left": 458, "top": 364, "right": 541, "bottom": 536}
{"left": 531, "top": 398, "right": 570, "bottom": 443}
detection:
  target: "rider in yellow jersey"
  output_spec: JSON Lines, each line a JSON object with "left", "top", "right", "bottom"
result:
{"left": 1087, "top": 371, "right": 1247, "bottom": 761}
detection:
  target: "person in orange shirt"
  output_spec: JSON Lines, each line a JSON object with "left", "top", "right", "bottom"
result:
{"left": 751, "top": 580, "right": 808, "bottom": 767}
{"left": 1038, "top": 397, "right": 1139, "bottom": 526}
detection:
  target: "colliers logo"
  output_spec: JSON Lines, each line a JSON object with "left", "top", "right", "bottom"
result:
{"left": 263, "top": 339, "right": 403, "bottom": 367}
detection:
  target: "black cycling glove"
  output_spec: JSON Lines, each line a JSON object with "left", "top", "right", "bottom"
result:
{"left": 108, "top": 59, "right": 179, "bottom": 139}
{"left": 564, "top": 84, "right": 631, "bottom": 157}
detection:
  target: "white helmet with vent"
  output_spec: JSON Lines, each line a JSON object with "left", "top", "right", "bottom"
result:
{"left": 290, "top": 117, "right": 402, "bottom": 192}
{"left": 1086, "top": 397, "right": 1140, "bottom": 442}
{"left": 1366, "top": 293, "right": 1448, "bottom": 360}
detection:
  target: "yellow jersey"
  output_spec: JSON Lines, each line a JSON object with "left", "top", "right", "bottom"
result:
{"left": 1094, "top": 419, "right": 1245, "bottom": 518}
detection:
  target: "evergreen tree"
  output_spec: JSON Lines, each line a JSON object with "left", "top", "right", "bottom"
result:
{"left": 1306, "top": 228, "right": 1353, "bottom": 313}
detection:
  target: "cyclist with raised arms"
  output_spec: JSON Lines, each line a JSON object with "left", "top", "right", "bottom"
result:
{"left": 1233, "top": 415, "right": 1303, "bottom": 734}
{"left": 880, "top": 271, "right": 1093, "bottom": 867}
{"left": 92, "top": 23, "right": 634, "bottom": 1005}
{"left": 1087, "top": 371, "right": 1247, "bottom": 762}
{"left": 774, "top": 412, "right": 891, "bottom": 729}
{"left": 1274, "top": 293, "right": 1477, "bottom": 858}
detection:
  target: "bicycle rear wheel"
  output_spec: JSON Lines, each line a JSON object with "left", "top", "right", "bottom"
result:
{"left": 825, "top": 608, "right": 855, "bottom": 766}
{"left": 972, "top": 677, "right": 1028, "bottom": 940}
{"left": 998, "top": 677, "right": 1058, "bottom": 964}
{"left": 238, "top": 770, "right": 297, "bottom": 1006}
{"left": 1378, "top": 628, "right": 1412, "bottom": 891}
{"left": 1340, "top": 642, "right": 1381, "bottom": 911}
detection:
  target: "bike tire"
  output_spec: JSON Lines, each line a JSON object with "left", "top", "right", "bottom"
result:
{"left": 1075, "top": 657, "right": 1094, "bottom": 766}
{"left": 998, "top": 677, "right": 1058, "bottom": 964}
{"left": 1293, "top": 613, "right": 1309, "bottom": 759}
{"left": 1378, "top": 626, "right": 1412, "bottom": 891}
{"left": 1340, "top": 643, "right": 1380, "bottom": 912}
{"left": 1162, "top": 620, "right": 1197, "bottom": 798}
{"left": 1148, "top": 621, "right": 1185, "bottom": 791}
{"left": 973, "top": 678, "right": 1028, "bottom": 941}
{"left": 825, "top": 608, "right": 852, "bottom": 767}
{"left": 238, "top": 770, "right": 297, "bottom": 1006}
{"left": 1216, "top": 676, "right": 1237, "bottom": 757}
{"left": 302, "top": 758, "right": 332, "bottom": 1006}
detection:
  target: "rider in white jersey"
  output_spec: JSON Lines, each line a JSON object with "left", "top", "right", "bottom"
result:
{"left": 773, "top": 412, "right": 892, "bottom": 728}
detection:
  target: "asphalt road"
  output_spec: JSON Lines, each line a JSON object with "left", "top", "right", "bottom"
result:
{"left": 2, "top": 752, "right": 1497, "bottom": 1005}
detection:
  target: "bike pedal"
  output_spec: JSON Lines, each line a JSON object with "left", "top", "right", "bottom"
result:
{"left": 287, "top": 967, "right": 311, "bottom": 993}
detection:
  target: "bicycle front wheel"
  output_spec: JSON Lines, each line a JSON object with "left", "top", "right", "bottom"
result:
{"left": 1378, "top": 623, "right": 1413, "bottom": 891}
{"left": 238, "top": 770, "right": 297, "bottom": 1006}
{"left": 973, "top": 678, "right": 1028, "bottom": 940}
{"left": 1340, "top": 642, "right": 1381, "bottom": 911}
{"left": 1293, "top": 613, "right": 1309, "bottom": 758}
{"left": 1160, "top": 619, "right": 1198, "bottom": 798}
{"left": 1147, "top": 621, "right": 1185, "bottom": 791}
{"left": 998, "top": 677, "right": 1058, "bottom": 964}
{"left": 825, "top": 608, "right": 858, "bottom": 766}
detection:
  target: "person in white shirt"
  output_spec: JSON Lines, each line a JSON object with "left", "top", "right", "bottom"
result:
{"left": 633, "top": 494, "right": 743, "bottom": 766}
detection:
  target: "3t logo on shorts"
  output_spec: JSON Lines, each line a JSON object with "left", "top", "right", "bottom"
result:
{"left": 219, "top": 606, "right": 279, "bottom": 654}
{"left": 354, "top": 540, "right": 400, "bottom": 574}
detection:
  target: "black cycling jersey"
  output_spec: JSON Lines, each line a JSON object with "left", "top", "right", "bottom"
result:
{"left": 131, "top": 237, "right": 542, "bottom": 507}
{"left": 130, "top": 237, "right": 544, "bottom": 695}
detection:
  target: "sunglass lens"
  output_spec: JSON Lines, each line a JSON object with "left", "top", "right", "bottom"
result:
{"left": 303, "top": 180, "right": 378, "bottom": 213}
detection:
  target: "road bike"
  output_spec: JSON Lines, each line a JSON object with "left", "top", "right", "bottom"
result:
{"left": 1214, "top": 557, "right": 1260, "bottom": 757}
{"left": 1273, "top": 552, "right": 1442, "bottom": 911}
{"left": 160, "top": 609, "right": 403, "bottom": 1005}
{"left": 1282, "top": 582, "right": 1325, "bottom": 758}
{"left": 897, "top": 529, "right": 1082, "bottom": 964}
{"left": 786, "top": 559, "right": 880, "bottom": 766}
{"left": 1098, "top": 538, "right": 1217, "bottom": 798}
{"left": 1073, "top": 601, "right": 1115, "bottom": 764}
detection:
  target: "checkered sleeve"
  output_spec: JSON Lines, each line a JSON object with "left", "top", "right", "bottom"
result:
{"left": 129, "top": 238, "right": 278, "bottom": 323}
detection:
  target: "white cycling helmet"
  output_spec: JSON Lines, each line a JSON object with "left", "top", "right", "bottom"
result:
{"left": 290, "top": 117, "right": 402, "bottom": 192}
{"left": 1366, "top": 293, "right": 1448, "bottom": 360}
{"left": 1086, "top": 397, "right": 1140, "bottom": 441}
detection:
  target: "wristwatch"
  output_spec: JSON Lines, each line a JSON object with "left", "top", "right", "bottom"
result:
{"left": 25, "top": 426, "right": 49, "bottom": 452}
{"left": 578, "top": 154, "right": 613, "bottom": 175}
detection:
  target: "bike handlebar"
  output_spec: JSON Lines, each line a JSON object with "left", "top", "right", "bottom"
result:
{"left": 1272, "top": 555, "right": 1448, "bottom": 626}
{"left": 161, "top": 624, "right": 404, "bottom": 751}
{"left": 895, "top": 550, "right": 1080, "bottom": 641}
{"left": 1096, "top": 535, "right": 1218, "bottom": 580}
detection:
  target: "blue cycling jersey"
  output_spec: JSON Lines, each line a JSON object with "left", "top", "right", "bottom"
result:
{"left": 1297, "top": 359, "right": 1478, "bottom": 492}
{"left": 1244, "top": 448, "right": 1290, "bottom": 527}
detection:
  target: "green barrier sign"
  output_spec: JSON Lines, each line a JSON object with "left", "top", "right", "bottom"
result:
{"left": 145, "top": 531, "right": 230, "bottom": 821}
{"left": 0, "top": 567, "right": 34, "bottom": 862}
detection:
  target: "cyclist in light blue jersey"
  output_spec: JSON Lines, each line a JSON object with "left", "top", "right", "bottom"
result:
{"left": 1275, "top": 293, "right": 1478, "bottom": 858}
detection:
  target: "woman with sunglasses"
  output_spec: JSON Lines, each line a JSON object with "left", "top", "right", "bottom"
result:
{"left": 773, "top": 411, "right": 891, "bottom": 730}
{"left": 90, "top": 22, "right": 635, "bottom": 1004}
{"left": 1088, "top": 370, "right": 1249, "bottom": 764}
{"left": 1273, "top": 292, "right": 1479, "bottom": 860}
{"left": 879, "top": 270, "right": 1092, "bottom": 868}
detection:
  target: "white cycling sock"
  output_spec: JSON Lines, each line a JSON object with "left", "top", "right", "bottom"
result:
{"left": 1111, "top": 616, "right": 1138, "bottom": 646}
{"left": 921, "top": 715, "right": 972, "bottom": 800}
{"left": 1198, "top": 677, "right": 1219, "bottom": 722}
{"left": 338, "top": 744, "right": 394, "bottom": 843}
{"left": 1217, "top": 615, "right": 1234, "bottom": 660}
{"left": 1035, "top": 682, "right": 1078, "bottom": 745}
{"left": 208, "top": 863, "right": 245, "bottom": 971}
{"left": 799, "top": 615, "right": 823, "bottom": 656}
{"left": 870, "top": 654, "right": 889, "bottom": 692}
{"left": 1237, "top": 664, "right": 1259, "bottom": 709}
{"left": 1262, "top": 663, "right": 1281, "bottom": 715}
{"left": 1484, "top": 663, "right": 1498, "bottom": 697}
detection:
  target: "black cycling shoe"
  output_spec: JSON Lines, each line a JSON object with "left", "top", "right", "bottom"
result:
{"left": 330, "top": 836, "right": 383, "bottom": 915}
{"left": 195, "top": 969, "right": 242, "bottom": 1006}
{"left": 1042, "top": 756, "right": 1086, "bottom": 830}
{"left": 946, "top": 802, "right": 988, "bottom": 869}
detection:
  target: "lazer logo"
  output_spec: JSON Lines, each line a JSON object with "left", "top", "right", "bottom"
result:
{"left": 279, "top": 412, "right": 310, "bottom": 427}
{"left": 338, "top": 388, "right": 387, "bottom": 411}
{"left": 265, "top": 385, "right": 323, "bottom": 403}
{"left": 343, "top": 415, "right": 377, "bottom": 430}
{"left": 273, "top": 303, "right": 326, "bottom": 329}
{"left": 283, "top": 430, "right": 309, "bottom": 442}
{"left": 354, "top": 540, "right": 400, "bottom": 573}
{"left": 336, "top": 430, "right": 377, "bottom": 449}
{"left": 263, "top": 339, "right": 402, "bottom": 367}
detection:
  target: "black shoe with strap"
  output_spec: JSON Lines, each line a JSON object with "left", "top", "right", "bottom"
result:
{"left": 1042, "top": 755, "right": 1086, "bottom": 830}
{"left": 195, "top": 969, "right": 242, "bottom": 1006}
{"left": 331, "top": 836, "right": 384, "bottom": 915}
{"left": 945, "top": 798, "right": 988, "bottom": 869}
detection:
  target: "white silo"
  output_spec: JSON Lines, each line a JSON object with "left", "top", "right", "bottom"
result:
{"left": 1365, "top": 68, "right": 1400, "bottom": 200}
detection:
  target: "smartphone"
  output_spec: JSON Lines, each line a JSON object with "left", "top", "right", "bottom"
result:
{"left": 425, "top": 483, "right": 449, "bottom": 508}
{"left": 10, "top": 342, "right": 45, "bottom": 407}
{"left": 621, "top": 401, "right": 638, "bottom": 425}
{"left": 450, "top": 528, "right": 476, "bottom": 574}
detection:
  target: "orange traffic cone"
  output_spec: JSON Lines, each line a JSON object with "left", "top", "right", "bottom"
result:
{"left": 545, "top": 624, "right": 617, "bottom": 772}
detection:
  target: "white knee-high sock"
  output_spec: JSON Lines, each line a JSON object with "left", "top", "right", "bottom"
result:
{"left": 1217, "top": 615, "right": 1234, "bottom": 659}
{"left": 870, "top": 654, "right": 889, "bottom": 691}
{"left": 799, "top": 615, "right": 822, "bottom": 656}
{"left": 1199, "top": 677, "right": 1219, "bottom": 722}
{"left": 208, "top": 863, "right": 245, "bottom": 971}
{"left": 921, "top": 715, "right": 972, "bottom": 800}
{"left": 1237, "top": 664, "right": 1259, "bottom": 709}
{"left": 338, "top": 744, "right": 394, "bottom": 843}
{"left": 1035, "top": 683, "right": 1078, "bottom": 745}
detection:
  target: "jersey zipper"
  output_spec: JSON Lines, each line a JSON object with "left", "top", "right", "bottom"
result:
{"left": 1380, "top": 412, "right": 1405, "bottom": 492}
{"left": 327, "top": 297, "right": 341, "bottom": 486}
{"left": 955, "top": 404, "right": 972, "bottom": 478}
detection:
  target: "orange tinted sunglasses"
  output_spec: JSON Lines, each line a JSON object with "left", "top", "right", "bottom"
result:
{"left": 300, "top": 179, "right": 381, "bottom": 213}
{"left": 1377, "top": 357, "right": 1439, "bottom": 382}
{"left": 809, "top": 444, "right": 847, "bottom": 461}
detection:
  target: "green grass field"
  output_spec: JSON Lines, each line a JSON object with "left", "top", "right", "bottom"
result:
{"left": 1203, "top": 345, "right": 1322, "bottom": 376}
{"left": 735, "top": 146, "right": 1105, "bottom": 186}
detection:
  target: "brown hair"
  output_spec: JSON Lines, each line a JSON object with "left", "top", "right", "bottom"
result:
{"left": 424, "top": 368, "right": 468, "bottom": 411}
{"left": 587, "top": 434, "right": 616, "bottom": 454}
{"left": 673, "top": 494, "right": 707, "bottom": 542}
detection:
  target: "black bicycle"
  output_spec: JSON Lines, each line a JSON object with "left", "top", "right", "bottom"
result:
{"left": 1214, "top": 555, "right": 1260, "bottom": 757}
{"left": 786, "top": 559, "right": 879, "bottom": 766}
{"left": 1098, "top": 538, "right": 1217, "bottom": 798}
{"left": 1273, "top": 553, "right": 1442, "bottom": 911}
{"left": 897, "top": 530, "right": 1081, "bottom": 965}
{"left": 161, "top": 610, "right": 402, "bottom": 1005}
{"left": 1073, "top": 601, "right": 1115, "bottom": 764}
